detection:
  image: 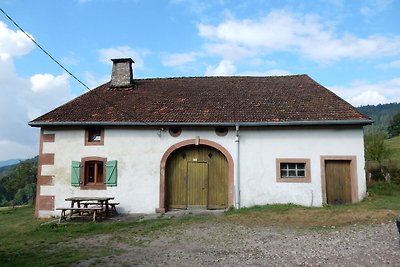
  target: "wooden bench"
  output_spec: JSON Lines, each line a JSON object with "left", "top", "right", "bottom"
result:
{"left": 56, "top": 207, "right": 103, "bottom": 223}
{"left": 81, "top": 202, "right": 119, "bottom": 215}
{"left": 108, "top": 202, "right": 119, "bottom": 215}
{"left": 82, "top": 202, "right": 101, "bottom": 208}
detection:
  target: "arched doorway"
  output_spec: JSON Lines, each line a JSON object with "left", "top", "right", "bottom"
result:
{"left": 166, "top": 145, "right": 229, "bottom": 210}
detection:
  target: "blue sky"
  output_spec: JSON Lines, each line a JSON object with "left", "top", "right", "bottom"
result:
{"left": 0, "top": 0, "right": 399, "bottom": 161}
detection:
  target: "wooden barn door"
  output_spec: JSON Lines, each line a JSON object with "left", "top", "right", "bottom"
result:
{"left": 325, "top": 160, "right": 352, "bottom": 204}
{"left": 187, "top": 162, "right": 208, "bottom": 208}
{"left": 166, "top": 145, "right": 228, "bottom": 210}
{"left": 207, "top": 150, "right": 228, "bottom": 209}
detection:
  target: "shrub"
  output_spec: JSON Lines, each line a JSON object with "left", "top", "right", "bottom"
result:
{"left": 367, "top": 180, "right": 400, "bottom": 196}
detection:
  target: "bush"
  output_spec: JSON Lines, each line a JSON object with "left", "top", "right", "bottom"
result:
{"left": 366, "top": 159, "right": 400, "bottom": 183}
{"left": 367, "top": 181, "right": 400, "bottom": 196}
{"left": 388, "top": 160, "right": 400, "bottom": 184}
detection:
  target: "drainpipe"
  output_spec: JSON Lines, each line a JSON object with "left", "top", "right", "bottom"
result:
{"left": 235, "top": 123, "right": 241, "bottom": 209}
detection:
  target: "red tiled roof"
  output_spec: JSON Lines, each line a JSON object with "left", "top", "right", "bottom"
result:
{"left": 29, "top": 75, "right": 371, "bottom": 126}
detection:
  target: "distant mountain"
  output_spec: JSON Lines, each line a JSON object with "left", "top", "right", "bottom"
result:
{"left": 358, "top": 103, "right": 400, "bottom": 134}
{"left": 0, "top": 159, "right": 21, "bottom": 168}
{"left": 0, "top": 157, "right": 38, "bottom": 178}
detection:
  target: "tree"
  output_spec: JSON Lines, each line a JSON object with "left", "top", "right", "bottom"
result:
{"left": 0, "top": 160, "right": 37, "bottom": 206}
{"left": 364, "top": 133, "right": 392, "bottom": 182}
{"left": 388, "top": 112, "right": 400, "bottom": 138}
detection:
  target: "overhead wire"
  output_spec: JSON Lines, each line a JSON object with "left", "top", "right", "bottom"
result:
{"left": 0, "top": 6, "right": 139, "bottom": 121}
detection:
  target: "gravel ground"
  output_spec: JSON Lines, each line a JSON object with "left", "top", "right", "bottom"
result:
{"left": 71, "top": 213, "right": 400, "bottom": 266}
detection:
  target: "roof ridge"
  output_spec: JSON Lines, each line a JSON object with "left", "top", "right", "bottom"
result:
{"left": 132, "top": 74, "right": 309, "bottom": 81}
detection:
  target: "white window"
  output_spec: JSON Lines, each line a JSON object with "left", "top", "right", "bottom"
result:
{"left": 276, "top": 159, "right": 311, "bottom": 183}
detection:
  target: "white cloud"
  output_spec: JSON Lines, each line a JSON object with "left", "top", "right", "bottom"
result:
{"left": 0, "top": 139, "right": 37, "bottom": 161}
{"left": 203, "top": 42, "right": 253, "bottom": 61}
{"left": 84, "top": 71, "right": 110, "bottom": 88}
{"left": 170, "top": 0, "right": 213, "bottom": 15}
{"left": 241, "top": 69, "right": 291, "bottom": 76}
{"left": 198, "top": 10, "right": 400, "bottom": 63}
{"left": 61, "top": 55, "right": 79, "bottom": 66}
{"left": 0, "top": 22, "right": 75, "bottom": 160}
{"left": 330, "top": 77, "right": 400, "bottom": 106}
{"left": 0, "top": 21, "right": 34, "bottom": 60}
{"left": 30, "top": 73, "right": 70, "bottom": 93}
{"left": 377, "top": 59, "right": 400, "bottom": 69}
{"left": 162, "top": 52, "right": 201, "bottom": 67}
{"left": 205, "top": 60, "right": 236, "bottom": 76}
{"left": 360, "top": 0, "right": 393, "bottom": 16}
{"left": 98, "top": 46, "right": 147, "bottom": 69}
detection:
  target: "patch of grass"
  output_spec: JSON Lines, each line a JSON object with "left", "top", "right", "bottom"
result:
{"left": 2, "top": 186, "right": 400, "bottom": 266}
{"left": 225, "top": 203, "right": 306, "bottom": 215}
{"left": 222, "top": 183, "right": 400, "bottom": 228}
{"left": 386, "top": 135, "right": 400, "bottom": 161}
{"left": 0, "top": 207, "right": 181, "bottom": 266}
{"left": 367, "top": 181, "right": 400, "bottom": 196}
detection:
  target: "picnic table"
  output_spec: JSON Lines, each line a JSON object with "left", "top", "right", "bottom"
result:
{"left": 57, "top": 196, "right": 118, "bottom": 223}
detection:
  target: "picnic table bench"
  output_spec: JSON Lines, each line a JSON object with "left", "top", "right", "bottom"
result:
{"left": 56, "top": 207, "right": 103, "bottom": 223}
{"left": 81, "top": 201, "right": 119, "bottom": 214}
{"left": 57, "top": 196, "right": 119, "bottom": 223}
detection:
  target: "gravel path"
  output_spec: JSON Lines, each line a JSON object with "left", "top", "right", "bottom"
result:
{"left": 73, "top": 218, "right": 400, "bottom": 266}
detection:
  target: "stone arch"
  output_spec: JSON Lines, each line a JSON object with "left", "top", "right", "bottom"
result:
{"left": 157, "top": 139, "right": 234, "bottom": 213}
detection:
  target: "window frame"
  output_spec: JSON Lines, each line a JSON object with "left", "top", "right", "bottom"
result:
{"left": 81, "top": 157, "right": 107, "bottom": 189}
{"left": 276, "top": 158, "right": 311, "bottom": 183}
{"left": 85, "top": 128, "right": 104, "bottom": 146}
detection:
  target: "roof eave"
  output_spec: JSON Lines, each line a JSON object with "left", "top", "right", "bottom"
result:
{"left": 28, "top": 119, "right": 374, "bottom": 127}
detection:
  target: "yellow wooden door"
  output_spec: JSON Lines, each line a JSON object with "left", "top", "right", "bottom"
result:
{"left": 187, "top": 162, "right": 208, "bottom": 208}
{"left": 166, "top": 150, "right": 187, "bottom": 209}
{"left": 207, "top": 150, "right": 228, "bottom": 209}
{"left": 166, "top": 145, "right": 228, "bottom": 210}
{"left": 325, "top": 160, "right": 352, "bottom": 204}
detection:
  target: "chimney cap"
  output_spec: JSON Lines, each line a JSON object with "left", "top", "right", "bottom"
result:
{"left": 111, "top": 58, "right": 135, "bottom": 64}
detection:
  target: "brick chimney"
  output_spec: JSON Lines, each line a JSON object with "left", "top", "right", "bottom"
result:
{"left": 111, "top": 58, "right": 135, "bottom": 87}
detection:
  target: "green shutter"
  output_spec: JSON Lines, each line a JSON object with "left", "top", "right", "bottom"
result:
{"left": 71, "top": 161, "right": 81, "bottom": 187}
{"left": 106, "top": 160, "right": 117, "bottom": 186}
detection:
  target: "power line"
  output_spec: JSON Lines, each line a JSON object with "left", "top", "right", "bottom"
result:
{"left": 0, "top": 7, "right": 139, "bottom": 121}
{"left": 0, "top": 7, "right": 90, "bottom": 91}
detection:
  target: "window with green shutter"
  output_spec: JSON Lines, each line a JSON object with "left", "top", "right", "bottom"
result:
{"left": 71, "top": 161, "right": 81, "bottom": 186}
{"left": 72, "top": 159, "right": 118, "bottom": 188}
{"left": 106, "top": 160, "right": 117, "bottom": 186}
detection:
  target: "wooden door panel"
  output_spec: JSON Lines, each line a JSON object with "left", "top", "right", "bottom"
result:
{"left": 325, "top": 160, "right": 351, "bottom": 204}
{"left": 187, "top": 162, "right": 208, "bottom": 208}
{"left": 167, "top": 151, "right": 187, "bottom": 209}
{"left": 208, "top": 151, "right": 228, "bottom": 209}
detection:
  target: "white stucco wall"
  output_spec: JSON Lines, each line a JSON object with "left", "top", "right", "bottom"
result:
{"left": 38, "top": 125, "right": 366, "bottom": 217}
{"left": 238, "top": 127, "right": 366, "bottom": 208}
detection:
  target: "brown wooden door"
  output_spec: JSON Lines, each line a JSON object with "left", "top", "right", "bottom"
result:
{"left": 187, "top": 162, "right": 208, "bottom": 208}
{"left": 325, "top": 160, "right": 352, "bottom": 204}
{"left": 166, "top": 145, "right": 228, "bottom": 210}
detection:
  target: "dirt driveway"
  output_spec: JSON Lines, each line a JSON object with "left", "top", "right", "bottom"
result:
{"left": 70, "top": 214, "right": 400, "bottom": 266}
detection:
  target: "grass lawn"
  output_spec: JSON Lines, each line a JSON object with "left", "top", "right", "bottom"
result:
{"left": 386, "top": 135, "right": 400, "bottom": 161}
{"left": 1, "top": 182, "right": 399, "bottom": 266}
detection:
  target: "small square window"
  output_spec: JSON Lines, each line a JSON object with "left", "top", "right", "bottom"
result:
{"left": 276, "top": 159, "right": 311, "bottom": 183}
{"left": 85, "top": 128, "right": 104, "bottom": 146}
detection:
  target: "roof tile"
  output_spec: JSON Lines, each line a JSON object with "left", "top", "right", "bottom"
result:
{"left": 30, "top": 75, "right": 370, "bottom": 125}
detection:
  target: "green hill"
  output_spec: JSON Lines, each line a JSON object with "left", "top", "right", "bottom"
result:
{"left": 0, "top": 157, "right": 37, "bottom": 178}
{"left": 358, "top": 103, "right": 400, "bottom": 134}
{"left": 0, "top": 163, "right": 19, "bottom": 178}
